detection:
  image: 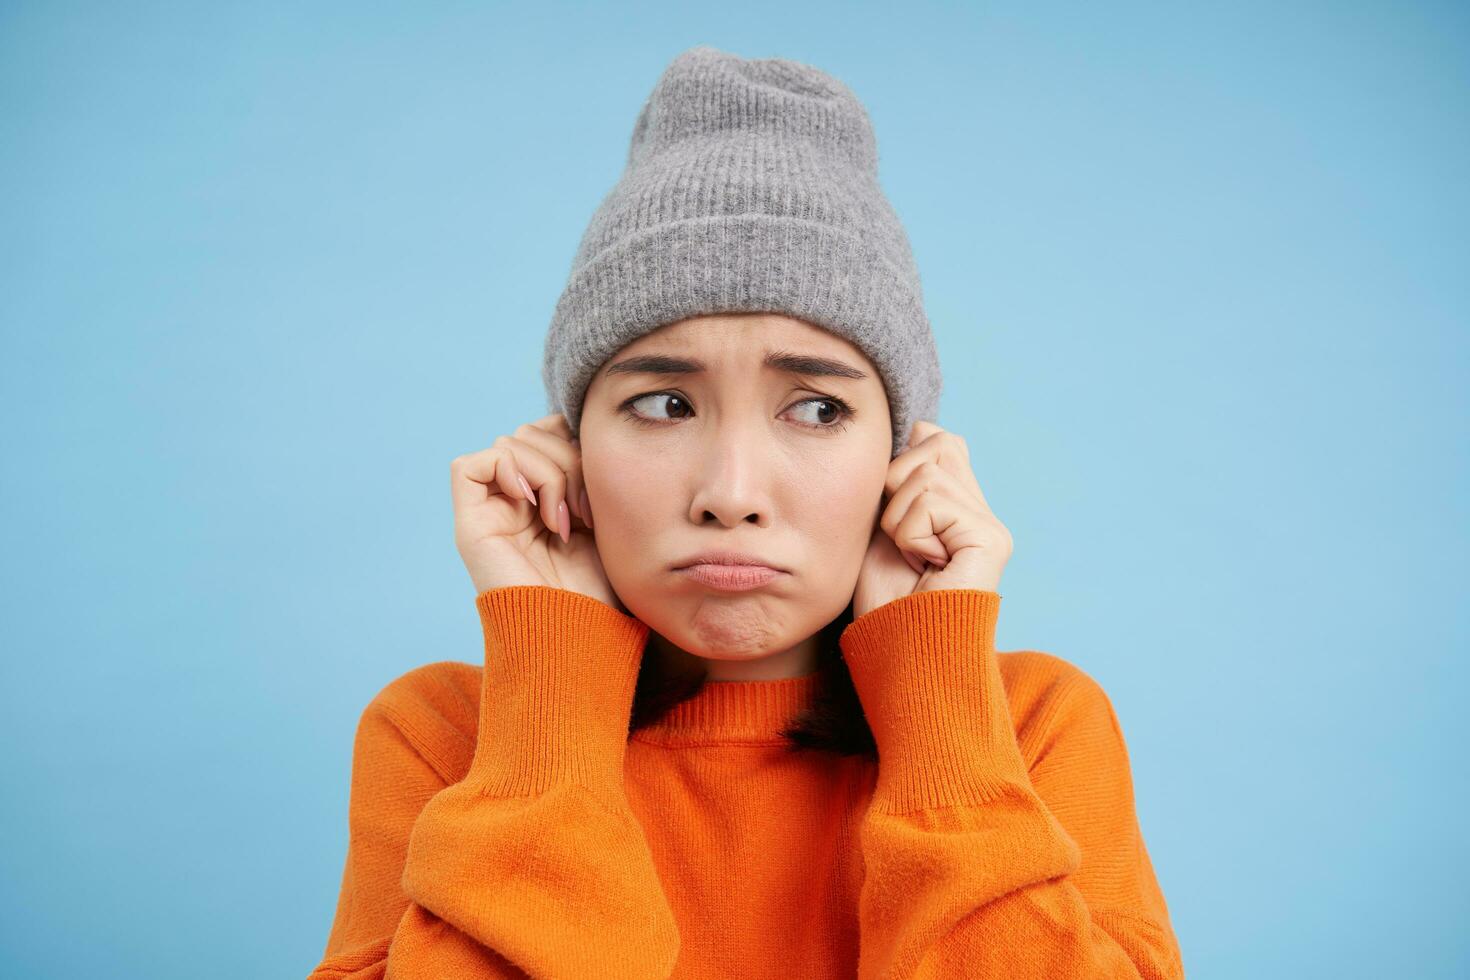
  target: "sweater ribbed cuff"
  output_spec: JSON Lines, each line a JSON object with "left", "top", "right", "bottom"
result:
{"left": 468, "top": 585, "right": 650, "bottom": 801}
{"left": 840, "top": 589, "right": 1030, "bottom": 811}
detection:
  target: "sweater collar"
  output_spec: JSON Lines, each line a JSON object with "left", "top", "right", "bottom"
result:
{"left": 631, "top": 670, "right": 823, "bottom": 745}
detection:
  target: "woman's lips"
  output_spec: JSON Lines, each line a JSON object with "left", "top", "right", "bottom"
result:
{"left": 679, "top": 563, "right": 783, "bottom": 591}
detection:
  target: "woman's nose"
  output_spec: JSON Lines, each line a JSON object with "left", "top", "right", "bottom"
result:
{"left": 687, "top": 425, "right": 775, "bottom": 528}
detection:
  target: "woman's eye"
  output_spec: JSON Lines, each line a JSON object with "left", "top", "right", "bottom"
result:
{"left": 786, "top": 398, "right": 849, "bottom": 428}
{"left": 629, "top": 392, "right": 693, "bottom": 420}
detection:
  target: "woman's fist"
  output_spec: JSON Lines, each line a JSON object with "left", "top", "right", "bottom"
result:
{"left": 450, "top": 413, "right": 622, "bottom": 611}
{"left": 852, "top": 420, "right": 1013, "bottom": 618}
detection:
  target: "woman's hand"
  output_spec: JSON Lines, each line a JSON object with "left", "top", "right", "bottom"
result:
{"left": 852, "top": 420, "right": 1013, "bottom": 619}
{"left": 451, "top": 413, "right": 623, "bottom": 611}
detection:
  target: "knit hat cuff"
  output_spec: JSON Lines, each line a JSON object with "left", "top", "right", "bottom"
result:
{"left": 544, "top": 213, "right": 940, "bottom": 458}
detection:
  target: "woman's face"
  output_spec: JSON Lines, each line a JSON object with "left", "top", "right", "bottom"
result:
{"left": 578, "top": 312, "right": 893, "bottom": 681}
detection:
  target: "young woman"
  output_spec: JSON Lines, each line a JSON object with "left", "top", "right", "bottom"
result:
{"left": 309, "top": 46, "right": 1183, "bottom": 979}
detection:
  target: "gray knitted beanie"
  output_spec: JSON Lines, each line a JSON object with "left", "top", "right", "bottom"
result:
{"left": 541, "top": 44, "right": 941, "bottom": 458}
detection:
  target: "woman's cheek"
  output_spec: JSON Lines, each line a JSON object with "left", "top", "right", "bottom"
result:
{"left": 583, "top": 442, "right": 656, "bottom": 525}
{"left": 785, "top": 481, "right": 860, "bottom": 575}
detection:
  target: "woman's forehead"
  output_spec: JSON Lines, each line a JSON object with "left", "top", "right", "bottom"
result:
{"left": 609, "top": 314, "right": 874, "bottom": 374}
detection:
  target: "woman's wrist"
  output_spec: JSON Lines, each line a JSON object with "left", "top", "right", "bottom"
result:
{"left": 468, "top": 585, "right": 650, "bottom": 799}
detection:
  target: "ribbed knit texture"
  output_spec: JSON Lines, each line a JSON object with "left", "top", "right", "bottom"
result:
{"left": 309, "top": 585, "right": 1185, "bottom": 979}
{"left": 542, "top": 45, "right": 942, "bottom": 459}
{"left": 469, "top": 584, "right": 649, "bottom": 800}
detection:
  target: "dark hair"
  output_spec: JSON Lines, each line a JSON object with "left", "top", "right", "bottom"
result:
{"left": 628, "top": 598, "right": 878, "bottom": 759}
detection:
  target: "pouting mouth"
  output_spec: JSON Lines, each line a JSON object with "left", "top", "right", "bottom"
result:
{"left": 674, "top": 552, "right": 784, "bottom": 571}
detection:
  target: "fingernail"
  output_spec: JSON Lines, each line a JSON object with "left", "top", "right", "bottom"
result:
{"left": 580, "top": 488, "right": 594, "bottom": 528}
{"left": 557, "top": 499, "right": 571, "bottom": 543}
{"left": 901, "top": 550, "right": 926, "bottom": 574}
{"left": 516, "top": 472, "right": 537, "bottom": 506}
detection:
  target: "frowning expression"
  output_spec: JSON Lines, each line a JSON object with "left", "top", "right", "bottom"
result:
{"left": 578, "top": 312, "right": 893, "bottom": 679}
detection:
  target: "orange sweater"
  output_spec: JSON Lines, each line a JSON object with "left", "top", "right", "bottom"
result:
{"left": 308, "top": 585, "right": 1184, "bottom": 979}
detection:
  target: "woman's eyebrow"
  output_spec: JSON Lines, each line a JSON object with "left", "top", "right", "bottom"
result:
{"left": 604, "top": 350, "right": 868, "bottom": 380}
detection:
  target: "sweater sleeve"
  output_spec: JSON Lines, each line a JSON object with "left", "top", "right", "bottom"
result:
{"left": 838, "top": 588, "right": 1185, "bottom": 980}
{"left": 307, "top": 585, "right": 681, "bottom": 980}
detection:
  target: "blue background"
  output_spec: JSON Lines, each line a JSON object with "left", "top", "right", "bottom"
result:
{"left": 3, "top": 2, "right": 1465, "bottom": 977}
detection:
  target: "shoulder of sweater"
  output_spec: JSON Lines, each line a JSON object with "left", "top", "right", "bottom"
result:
{"left": 358, "top": 659, "right": 481, "bottom": 785}
{"left": 996, "top": 649, "right": 1124, "bottom": 761}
